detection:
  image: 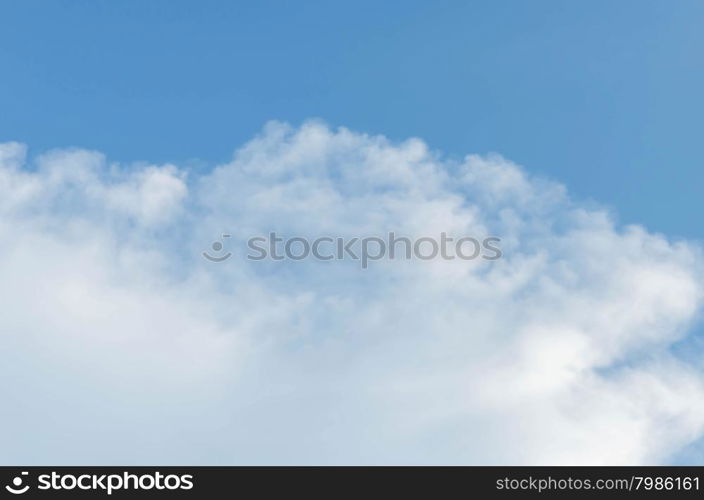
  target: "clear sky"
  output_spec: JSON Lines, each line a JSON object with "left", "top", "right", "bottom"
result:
{"left": 1, "top": 0, "right": 702, "bottom": 239}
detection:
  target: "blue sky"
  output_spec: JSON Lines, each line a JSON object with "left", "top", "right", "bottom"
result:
{"left": 3, "top": 2, "right": 704, "bottom": 465}
{"left": 1, "top": 0, "right": 703, "bottom": 238}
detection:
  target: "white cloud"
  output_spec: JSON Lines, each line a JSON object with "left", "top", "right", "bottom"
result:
{"left": 1, "top": 122, "right": 703, "bottom": 464}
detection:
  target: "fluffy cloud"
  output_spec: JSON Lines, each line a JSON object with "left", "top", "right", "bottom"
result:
{"left": 1, "top": 122, "right": 703, "bottom": 464}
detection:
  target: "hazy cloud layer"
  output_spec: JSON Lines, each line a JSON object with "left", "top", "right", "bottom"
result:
{"left": 1, "top": 122, "right": 703, "bottom": 464}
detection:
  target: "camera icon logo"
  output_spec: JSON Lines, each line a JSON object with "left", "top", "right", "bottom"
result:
{"left": 5, "top": 471, "right": 29, "bottom": 495}
{"left": 203, "top": 234, "right": 232, "bottom": 262}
